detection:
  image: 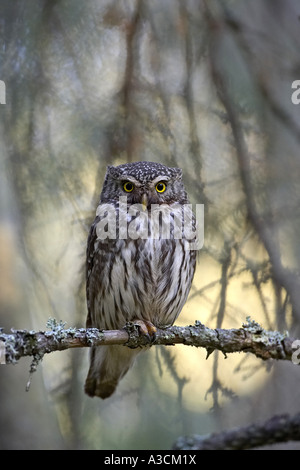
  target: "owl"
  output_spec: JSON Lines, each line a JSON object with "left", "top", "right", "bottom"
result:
{"left": 85, "top": 161, "right": 197, "bottom": 398}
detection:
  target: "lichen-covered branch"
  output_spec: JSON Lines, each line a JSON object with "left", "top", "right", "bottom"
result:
{"left": 173, "top": 412, "right": 300, "bottom": 450}
{"left": 0, "top": 317, "right": 297, "bottom": 366}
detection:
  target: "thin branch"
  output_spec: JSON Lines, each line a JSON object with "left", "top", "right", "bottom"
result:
{"left": 204, "top": 2, "right": 300, "bottom": 318}
{"left": 173, "top": 412, "right": 300, "bottom": 450}
{"left": 0, "top": 317, "right": 297, "bottom": 366}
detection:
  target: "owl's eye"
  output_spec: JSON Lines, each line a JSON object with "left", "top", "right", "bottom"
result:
{"left": 155, "top": 182, "right": 166, "bottom": 193}
{"left": 123, "top": 181, "right": 134, "bottom": 192}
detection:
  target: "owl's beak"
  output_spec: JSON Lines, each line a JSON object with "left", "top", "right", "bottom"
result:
{"left": 141, "top": 194, "right": 148, "bottom": 211}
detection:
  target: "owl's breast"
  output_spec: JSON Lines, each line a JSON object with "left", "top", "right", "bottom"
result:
{"left": 89, "top": 205, "right": 197, "bottom": 330}
{"left": 138, "top": 237, "right": 195, "bottom": 327}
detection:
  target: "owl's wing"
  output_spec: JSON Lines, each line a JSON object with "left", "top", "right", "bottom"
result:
{"left": 85, "top": 215, "right": 99, "bottom": 328}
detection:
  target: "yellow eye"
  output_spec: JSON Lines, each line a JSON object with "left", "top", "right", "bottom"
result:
{"left": 155, "top": 182, "right": 166, "bottom": 193}
{"left": 123, "top": 181, "right": 134, "bottom": 192}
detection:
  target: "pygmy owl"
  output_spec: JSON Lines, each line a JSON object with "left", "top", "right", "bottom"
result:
{"left": 85, "top": 161, "right": 197, "bottom": 398}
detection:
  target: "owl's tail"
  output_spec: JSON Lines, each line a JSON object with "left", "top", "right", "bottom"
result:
{"left": 84, "top": 345, "right": 140, "bottom": 399}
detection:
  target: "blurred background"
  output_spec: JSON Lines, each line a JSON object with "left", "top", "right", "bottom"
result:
{"left": 0, "top": 0, "right": 300, "bottom": 450}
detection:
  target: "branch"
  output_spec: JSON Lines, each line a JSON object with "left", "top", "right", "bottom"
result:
{"left": 0, "top": 317, "right": 297, "bottom": 366}
{"left": 172, "top": 412, "right": 300, "bottom": 450}
{"left": 204, "top": 2, "right": 300, "bottom": 318}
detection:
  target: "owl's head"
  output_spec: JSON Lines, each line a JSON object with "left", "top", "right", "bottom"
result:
{"left": 100, "top": 161, "right": 188, "bottom": 207}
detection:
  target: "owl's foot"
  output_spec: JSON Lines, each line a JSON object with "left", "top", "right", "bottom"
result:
{"left": 132, "top": 319, "right": 157, "bottom": 343}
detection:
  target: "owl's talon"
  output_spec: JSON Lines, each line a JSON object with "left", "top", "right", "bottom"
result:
{"left": 133, "top": 319, "right": 157, "bottom": 343}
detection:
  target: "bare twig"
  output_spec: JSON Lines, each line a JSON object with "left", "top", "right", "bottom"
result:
{"left": 204, "top": 3, "right": 300, "bottom": 319}
{"left": 0, "top": 317, "right": 296, "bottom": 365}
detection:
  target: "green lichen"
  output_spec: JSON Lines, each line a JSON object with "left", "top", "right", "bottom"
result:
{"left": 242, "top": 316, "right": 264, "bottom": 334}
{"left": 46, "top": 318, "right": 67, "bottom": 337}
{"left": 84, "top": 327, "right": 104, "bottom": 346}
{"left": 242, "top": 316, "right": 289, "bottom": 360}
{"left": 26, "top": 351, "right": 45, "bottom": 392}
{"left": 25, "top": 318, "right": 68, "bottom": 391}
{"left": 194, "top": 320, "right": 205, "bottom": 328}
{"left": 123, "top": 321, "right": 153, "bottom": 348}
{"left": 1, "top": 333, "right": 19, "bottom": 364}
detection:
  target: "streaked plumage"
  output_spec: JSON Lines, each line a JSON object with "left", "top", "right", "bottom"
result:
{"left": 85, "top": 161, "right": 197, "bottom": 398}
